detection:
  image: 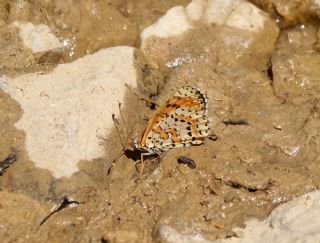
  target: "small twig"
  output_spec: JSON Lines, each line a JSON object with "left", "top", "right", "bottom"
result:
{"left": 39, "top": 197, "right": 79, "bottom": 226}
{"left": 223, "top": 119, "right": 249, "bottom": 126}
{"left": 0, "top": 153, "right": 16, "bottom": 175}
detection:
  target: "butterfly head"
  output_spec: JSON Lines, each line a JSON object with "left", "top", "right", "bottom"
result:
{"left": 129, "top": 136, "right": 139, "bottom": 151}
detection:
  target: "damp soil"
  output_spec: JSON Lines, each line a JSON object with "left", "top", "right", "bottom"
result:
{"left": 1, "top": 1, "right": 320, "bottom": 242}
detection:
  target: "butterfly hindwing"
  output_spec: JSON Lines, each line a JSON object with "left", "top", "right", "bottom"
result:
{"left": 140, "top": 86, "right": 210, "bottom": 153}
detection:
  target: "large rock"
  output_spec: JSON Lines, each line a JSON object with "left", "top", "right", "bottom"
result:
{"left": 11, "top": 21, "right": 62, "bottom": 53}
{"left": 0, "top": 47, "right": 137, "bottom": 178}
{"left": 272, "top": 25, "right": 320, "bottom": 104}
{"left": 251, "top": 0, "right": 320, "bottom": 27}
{"left": 156, "top": 191, "right": 320, "bottom": 242}
{"left": 219, "top": 190, "right": 320, "bottom": 243}
{"left": 141, "top": 0, "right": 279, "bottom": 71}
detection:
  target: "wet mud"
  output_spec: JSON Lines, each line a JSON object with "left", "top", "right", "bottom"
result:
{"left": 1, "top": 0, "right": 320, "bottom": 242}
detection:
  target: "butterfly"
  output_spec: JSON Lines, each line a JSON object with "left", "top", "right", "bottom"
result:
{"left": 131, "top": 86, "right": 210, "bottom": 172}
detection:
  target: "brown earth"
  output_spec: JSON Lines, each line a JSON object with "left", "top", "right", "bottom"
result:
{"left": 1, "top": 0, "right": 320, "bottom": 242}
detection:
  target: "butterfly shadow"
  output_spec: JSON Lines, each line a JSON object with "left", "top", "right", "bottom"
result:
{"left": 108, "top": 148, "right": 160, "bottom": 175}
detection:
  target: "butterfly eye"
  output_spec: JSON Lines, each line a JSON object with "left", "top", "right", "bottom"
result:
{"left": 128, "top": 137, "right": 137, "bottom": 149}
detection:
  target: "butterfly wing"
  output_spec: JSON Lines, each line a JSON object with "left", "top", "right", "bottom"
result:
{"left": 139, "top": 86, "right": 210, "bottom": 153}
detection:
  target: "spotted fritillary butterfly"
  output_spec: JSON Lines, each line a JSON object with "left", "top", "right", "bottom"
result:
{"left": 131, "top": 86, "right": 210, "bottom": 168}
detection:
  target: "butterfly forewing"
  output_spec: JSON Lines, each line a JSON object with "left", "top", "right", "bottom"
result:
{"left": 138, "top": 86, "right": 210, "bottom": 153}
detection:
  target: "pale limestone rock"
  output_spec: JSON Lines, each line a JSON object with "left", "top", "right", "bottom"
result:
{"left": 204, "top": 0, "right": 239, "bottom": 24}
{"left": 186, "top": 0, "right": 206, "bottom": 21}
{"left": 311, "top": 0, "right": 320, "bottom": 8}
{"left": 140, "top": 0, "right": 278, "bottom": 71}
{"left": 158, "top": 225, "right": 212, "bottom": 243}
{"left": 218, "top": 191, "right": 320, "bottom": 243}
{"left": 141, "top": 6, "right": 193, "bottom": 40}
{"left": 11, "top": 21, "right": 62, "bottom": 53}
{"left": 157, "top": 191, "right": 320, "bottom": 243}
{"left": 141, "top": 0, "right": 269, "bottom": 43}
{"left": 0, "top": 47, "right": 137, "bottom": 178}
{"left": 309, "top": 0, "right": 320, "bottom": 12}
{"left": 226, "top": 1, "right": 265, "bottom": 31}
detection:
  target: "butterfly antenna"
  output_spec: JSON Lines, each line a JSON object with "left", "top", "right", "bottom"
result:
{"left": 118, "top": 102, "right": 129, "bottom": 137}
{"left": 121, "top": 51, "right": 162, "bottom": 89}
{"left": 107, "top": 149, "right": 125, "bottom": 175}
{"left": 125, "top": 83, "right": 159, "bottom": 108}
{"left": 108, "top": 114, "right": 127, "bottom": 175}
{"left": 112, "top": 113, "right": 126, "bottom": 151}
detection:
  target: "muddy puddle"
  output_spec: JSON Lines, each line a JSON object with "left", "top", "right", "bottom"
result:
{"left": 1, "top": 0, "right": 320, "bottom": 242}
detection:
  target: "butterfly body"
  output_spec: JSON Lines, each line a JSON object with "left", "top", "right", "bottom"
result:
{"left": 132, "top": 86, "right": 210, "bottom": 160}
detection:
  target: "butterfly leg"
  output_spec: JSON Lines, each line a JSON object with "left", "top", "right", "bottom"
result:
{"left": 135, "top": 152, "right": 156, "bottom": 174}
{"left": 139, "top": 153, "right": 150, "bottom": 175}
{"left": 135, "top": 152, "right": 160, "bottom": 174}
{"left": 139, "top": 153, "right": 146, "bottom": 174}
{"left": 134, "top": 152, "right": 147, "bottom": 174}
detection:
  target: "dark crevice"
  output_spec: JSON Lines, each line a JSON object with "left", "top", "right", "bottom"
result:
{"left": 267, "top": 60, "right": 273, "bottom": 82}
{"left": 216, "top": 177, "right": 276, "bottom": 193}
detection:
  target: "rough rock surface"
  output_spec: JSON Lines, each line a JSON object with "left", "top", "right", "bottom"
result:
{"left": 219, "top": 191, "right": 320, "bottom": 243}
{"left": 0, "top": 47, "right": 137, "bottom": 178}
{"left": 11, "top": 21, "right": 62, "bottom": 53}
{"left": 141, "top": 0, "right": 279, "bottom": 71}
{"left": 1, "top": 0, "right": 320, "bottom": 242}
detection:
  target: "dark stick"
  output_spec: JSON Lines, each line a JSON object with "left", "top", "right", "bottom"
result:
{"left": 0, "top": 153, "right": 16, "bottom": 175}
{"left": 39, "top": 197, "right": 79, "bottom": 226}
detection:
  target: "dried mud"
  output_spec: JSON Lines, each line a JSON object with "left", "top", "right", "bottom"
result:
{"left": 1, "top": 1, "right": 320, "bottom": 242}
